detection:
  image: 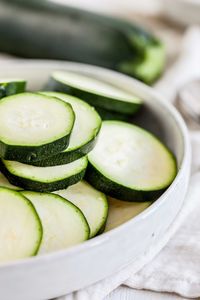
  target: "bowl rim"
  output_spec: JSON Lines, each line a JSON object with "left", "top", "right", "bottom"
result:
{"left": 0, "top": 60, "right": 191, "bottom": 269}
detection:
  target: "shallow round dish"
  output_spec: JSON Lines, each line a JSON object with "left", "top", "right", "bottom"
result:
{"left": 0, "top": 60, "right": 191, "bottom": 300}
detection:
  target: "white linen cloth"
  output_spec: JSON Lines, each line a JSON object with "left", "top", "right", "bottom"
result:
{"left": 57, "top": 26, "right": 200, "bottom": 300}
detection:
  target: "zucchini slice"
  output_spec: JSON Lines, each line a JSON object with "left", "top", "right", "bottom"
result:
{"left": 31, "top": 92, "right": 101, "bottom": 166}
{"left": 0, "top": 172, "right": 21, "bottom": 190}
{"left": 0, "top": 187, "right": 42, "bottom": 262}
{"left": 105, "top": 197, "right": 151, "bottom": 232}
{"left": 0, "top": 93, "right": 75, "bottom": 163}
{"left": 0, "top": 156, "right": 88, "bottom": 192}
{"left": 0, "top": 79, "right": 26, "bottom": 99}
{"left": 47, "top": 71, "right": 142, "bottom": 115}
{"left": 87, "top": 121, "right": 177, "bottom": 201}
{"left": 54, "top": 181, "right": 108, "bottom": 238}
{"left": 21, "top": 191, "right": 89, "bottom": 254}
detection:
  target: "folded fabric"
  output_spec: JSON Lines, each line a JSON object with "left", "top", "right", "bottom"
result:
{"left": 155, "top": 26, "right": 200, "bottom": 103}
{"left": 125, "top": 172, "right": 200, "bottom": 299}
{"left": 58, "top": 173, "right": 200, "bottom": 300}
{"left": 58, "top": 26, "right": 200, "bottom": 300}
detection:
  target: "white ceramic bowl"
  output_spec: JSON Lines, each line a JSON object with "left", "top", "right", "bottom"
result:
{"left": 0, "top": 60, "right": 191, "bottom": 300}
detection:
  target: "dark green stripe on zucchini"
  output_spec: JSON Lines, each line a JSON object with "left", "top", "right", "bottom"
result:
{"left": 0, "top": 79, "right": 26, "bottom": 99}
{"left": 0, "top": 187, "right": 42, "bottom": 262}
{"left": 0, "top": 134, "right": 73, "bottom": 163}
{"left": 86, "top": 164, "right": 164, "bottom": 202}
{"left": 95, "top": 107, "right": 131, "bottom": 121}
{"left": 0, "top": 172, "right": 21, "bottom": 190}
{"left": 29, "top": 137, "right": 97, "bottom": 167}
{"left": 87, "top": 121, "right": 177, "bottom": 202}
{"left": 47, "top": 71, "right": 142, "bottom": 115}
{"left": 21, "top": 191, "right": 90, "bottom": 253}
{"left": 0, "top": 0, "right": 165, "bottom": 84}
{"left": 0, "top": 157, "right": 88, "bottom": 192}
{"left": 0, "top": 93, "right": 75, "bottom": 163}
{"left": 29, "top": 92, "right": 101, "bottom": 167}
{"left": 54, "top": 180, "right": 108, "bottom": 238}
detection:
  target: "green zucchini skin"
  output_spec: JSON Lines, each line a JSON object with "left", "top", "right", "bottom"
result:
{"left": 54, "top": 180, "right": 108, "bottom": 238}
{"left": 0, "top": 80, "right": 26, "bottom": 99}
{"left": 86, "top": 121, "right": 177, "bottom": 202}
{"left": 0, "top": 172, "right": 22, "bottom": 190}
{"left": 0, "top": 93, "right": 75, "bottom": 163}
{"left": 95, "top": 220, "right": 107, "bottom": 235}
{"left": 28, "top": 91, "right": 102, "bottom": 167}
{"left": 95, "top": 107, "right": 132, "bottom": 121}
{"left": 0, "top": 0, "right": 165, "bottom": 84}
{"left": 21, "top": 191, "right": 90, "bottom": 253}
{"left": 119, "top": 41, "right": 165, "bottom": 85}
{"left": 29, "top": 136, "right": 98, "bottom": 167}
{"left": 47, "top": 78, "right": 141, "bottom": 115}
{"left": 0, "top": 134, "right": 72, "bottom": 163}
{"left": 0, "top": 187, "right": 43, "bottom": 260}
{"left": 26, "top": 92, "right": 102, "bottom": 167}
{"left": 0, "top": 160, "right": 87, "bottom": 192}
{"left": 86, "top": 163, "right": 165, "bottom": 202}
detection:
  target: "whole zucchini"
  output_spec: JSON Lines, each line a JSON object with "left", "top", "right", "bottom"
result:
{"left": 0, "top": 0, "right": 165, "bottom": 84}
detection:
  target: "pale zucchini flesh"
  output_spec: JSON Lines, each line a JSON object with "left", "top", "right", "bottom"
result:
{"left": 30, "top": 92, "right": 102, "bottom": 166}
{"left": 0, "top": 187, "right": 42, "bottom": 262}
{"left": 47, "top": 71, "right": 142, "bottom": 114}
{"left": 21, "top": 191, "right": 90, "bottom": 254}
{"left": 0, "top": 70, "right": 175, "bottom": 262}
{"left": 0, "top": 156, "right": 88, "bottom": 192}
{"left": 0, "top": 93, "right": 75, "bottom": 163}
{"left": 87, "top": 121, "right": 177, "bottom": 201}
{"left": 55, "top": 180, "right": 108, "bottom": 238}
{"left": 105, "top": 197, "right": 151, "bottom": 231}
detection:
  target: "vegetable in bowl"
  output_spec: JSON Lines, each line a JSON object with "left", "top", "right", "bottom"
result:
{"left": 0, "top": 71, "right": 177, "bottom": 263}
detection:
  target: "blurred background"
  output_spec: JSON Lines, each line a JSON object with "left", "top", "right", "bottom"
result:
{"left": 58, "top": 0, "right": 182, "bottom": 62}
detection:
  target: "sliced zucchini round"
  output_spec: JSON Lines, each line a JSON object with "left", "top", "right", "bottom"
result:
{"left": 54, "top": 180, "right": 108, "bottom": 238}
{"left": 87, "top": 121, "right": 177, "bottom": 201}
{"left": 0, "top": 187, "right": 42, "bottom": 263}
{"left": 105, "top": 197, "right": 151, "bottom": 232}
{"left": 0, "top": 156, "right": 88, "bottom": 192}
{"left": 31, "top": 92, "right": 101, "bottom": 166}
{"left": 21, "top": 191, "right": 90, "bottom": 254}
{"left": 0, "top": 92, "right": 75, "bottom": 163}
{"left": 47, "top": 71, "right": 142, "bottom": 114}
{"left": 0, "top": 79, "right": 26, "bottom": 99}
{"left": 0, "top": 172, "right": 21, "bottom": 190}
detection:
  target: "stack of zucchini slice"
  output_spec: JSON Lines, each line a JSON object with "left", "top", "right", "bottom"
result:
{"left": 0, "top": 92, "right": 101, "bottom": 190}
{"left": 47, "top": 71, "right": 142, "bottom": 120}
{"left": 0, "top": 74, "right": 177, "bottom": 263}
